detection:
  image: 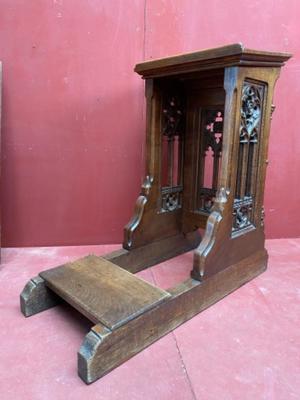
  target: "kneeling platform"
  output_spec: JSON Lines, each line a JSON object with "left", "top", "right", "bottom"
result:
{"left": 40, "top": 255, "right": 170, "bottom": 329}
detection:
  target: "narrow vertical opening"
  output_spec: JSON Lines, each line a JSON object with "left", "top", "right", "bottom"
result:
{"left": 245, "top": 142, "right": 255, "bottom": 196}
{"left": 203, "top": 147, "right": 214, "bottom": 188}
{"left": 196, "top": 108, "right": 223, "bottom": 213}
{"left": 160, "top": 92, "right": 184, "bottom": 212}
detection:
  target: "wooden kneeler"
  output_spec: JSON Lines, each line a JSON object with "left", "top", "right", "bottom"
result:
{"left": 20, "top": 44, "right": 291, "bottom": 384}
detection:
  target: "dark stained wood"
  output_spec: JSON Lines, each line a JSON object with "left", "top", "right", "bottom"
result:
{"left": 78, "top": 249, "right": 267, "bottom": 383}
{"left": 40, "top": 255, "right": 170, "bottom": 330}
{"left": 135, "top": 43, "right": 291, "bottom": 78}
{"left": 191, "top": 66, "right": 283, "bottom": 280}
{"left": 20, "top": 276, "right": 61, "bottom": 317}
{"left": 19, "top": 232, "right": 200, "bottom": 318}
{"left": 123, "top": 79, "right": 186, "bottom": 249}
{"left": 182, "top": 77, "right": 225, "bottom": 233}
{"left": 105, "top": 231, "right": 201, "bottom": 273}
{"left": 20, "top": 44, "right": 291, "bottom": 384}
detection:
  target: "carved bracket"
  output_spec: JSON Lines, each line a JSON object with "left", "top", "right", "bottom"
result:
{"left": 192, "top": 187, "right": 230, "bottom": 280}
{"left": 123, "top": 175, "right": 153, "bottom": 249}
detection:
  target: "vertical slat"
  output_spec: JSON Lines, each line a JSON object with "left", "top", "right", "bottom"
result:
{"left": 212, "top": 154, "right": 220, "bottom": 189}
{"left": 167, "top": 137, "right": 174, "bottom": 186}
{"left": 238, "top": 142, "right": 250, "bottom": 199}
{"left": 235, "top": 143, "right": 244, "bottom": 198}
{"left": 245, "top": 141, "right": 257, "bottom": 197}
{"left": 177, "top": 136, "right": 184, "bottom": 186}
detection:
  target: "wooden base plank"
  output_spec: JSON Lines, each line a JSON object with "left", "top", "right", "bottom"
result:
{"left": 40, "top": 255, "right": 170, "bottom": 329}
{"left": 78, "top": 250, "right": 267, "bottom": 383}
{"left": 19, "top": 232, "right": 200, "bottom": 319}
{"left": 104, "top": 231, "right": 201, "bottom": 273}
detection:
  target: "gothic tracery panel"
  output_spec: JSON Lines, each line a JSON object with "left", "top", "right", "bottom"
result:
{"left": 197, "top": 108, "right": 223, "bottom": 213}
{"left": 232, "top": 81, "right": 265, "bottom": 234}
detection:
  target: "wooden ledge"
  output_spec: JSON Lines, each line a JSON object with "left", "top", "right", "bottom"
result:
{"left": 40, "top": 255, "right": 170, "bottom": 330}
{"left": 134, "top": 43, "right": 292, "bottom": 78}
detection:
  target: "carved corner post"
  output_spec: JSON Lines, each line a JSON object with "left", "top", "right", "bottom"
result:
{"left": 123, "top": 79, "right": 163, "bottom": 249}
{"left": 123, "top": 76, "right": 200, "bottom": 254}
{"left": 192, "top": 65, "right": 283, "bottom": 281}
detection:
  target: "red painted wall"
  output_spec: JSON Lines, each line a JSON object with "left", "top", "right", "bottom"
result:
{"left": 0, "top": 0, "right": 299, "bottom": 246}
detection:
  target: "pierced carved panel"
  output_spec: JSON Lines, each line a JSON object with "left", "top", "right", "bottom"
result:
{"left": 198, "top": 188, "right": 217, "bottom": 213}
{"left": 197, "top": 109, "right": 223, "bottom": 214}
{"left": 240, "top": 84, "right": 263, "bottom": 143}
{"left": 161, "top": 186, "right": 182, "bottom": 213}
{"left": 232, "top": 197, "right": 253, "bottom": 232}
{"left": 233, "top": 81, "right": 265, "bottom": 235}
{"left": 201, "top": 109, "right": 223, "bottom": 156}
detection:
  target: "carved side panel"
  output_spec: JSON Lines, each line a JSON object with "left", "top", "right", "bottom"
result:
{"left": 123, "top": 80, "right": 186, "bottom": 250}
{"left": 232, "top": 81, "right": 265, "bottom": 235}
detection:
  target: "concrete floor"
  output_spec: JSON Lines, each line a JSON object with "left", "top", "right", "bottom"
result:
{"left": 0, "top": 239, "right": 299, "bottom": 400}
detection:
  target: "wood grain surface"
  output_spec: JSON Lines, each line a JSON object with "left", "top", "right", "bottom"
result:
{"left": 40, "top": 255, "right": 170, "bottom": 329}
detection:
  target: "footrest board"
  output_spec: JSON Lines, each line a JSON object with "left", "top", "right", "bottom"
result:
{"left": 40, "top": 255, "right": 170, "bottom": 330}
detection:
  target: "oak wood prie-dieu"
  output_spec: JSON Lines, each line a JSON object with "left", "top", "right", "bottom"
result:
{"left": 20, "top": 44, "right": 291, "bottom": 384}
